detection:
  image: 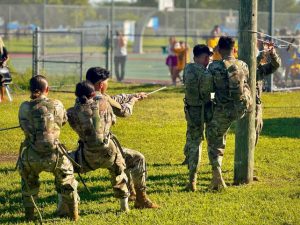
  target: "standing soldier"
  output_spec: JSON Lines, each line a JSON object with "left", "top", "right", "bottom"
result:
{"left": 18, "top": 75, "right": 79, "bottom": 221}
{"left": 70, "top": 67, "right": 159, "bottom": 210}
{"left": 255, "top": 42, "right": 281, "bottom": 145}
{"left": 206, "top": 36, "right": 253, "bottom": 190}
{"left": 182, "top": 44, "right": 214, "bottom": 191}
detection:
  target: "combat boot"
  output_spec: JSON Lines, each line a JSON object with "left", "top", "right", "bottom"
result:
{"left": 127, "top": 179, "right": 136, "bottom": 201}
{"left": 56, "top": 194, "right": 69, "bottom": 218}
{"left": 209, "top": 167, "right": 227, "bottom": 190}
{"left": 134, "top": 190, "right": 160, "bottom": 209}
{"left": 68, "top": 202, "right": 79, "bottom": 221}
{"left": 185, "top": 181, "right": 196, "bottom": 192}
{"left": 120, "top": 197, "right": 130, "bottom": 212}
{"left": 128, "top": 189, "right": 136, "bottom": 201}
{"left": 25, "top": 207, "right": 35, "bottom": 221}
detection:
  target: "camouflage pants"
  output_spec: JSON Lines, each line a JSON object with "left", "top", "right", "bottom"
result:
{"left": 71, "top": 139, "right": 129, "bottom": 199}
{"left": 18, "top": 146, "right": 79, "bottom": 209}
{"left": 255, "top": 103, "right": 263, "bottom": 145}
{"left": 183, "top": 106, "right": 204, "bottom": 182}
{"left": 205, "top": 105, "right": 235, "bottom": 168}
{"left": 122, "top": 148, "right": 147, "bottom": 192}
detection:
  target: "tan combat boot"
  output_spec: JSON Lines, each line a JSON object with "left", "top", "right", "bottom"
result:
{"left": 128, "top": 188, "right": 136, "bottom": 201}
{"left": 68, "top": 202, "right": 79, "bottom": 222}
{"left": 128, "top": 180, "right": 136, "bottom": 201}
{"left": 209, "top": 167, "right": 227, "bottom": 190}
{"left": 134, "top": 190, "right": 160, "bottom": 209}
{"left": 185, "top": 181, "right": 197, "bottom": 192}
{"left": 25, "top": 207, "right": 35, "bottom": 221}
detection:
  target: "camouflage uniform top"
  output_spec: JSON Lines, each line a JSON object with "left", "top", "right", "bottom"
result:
{"left": 108, "top": 93, "right": 138, "bottom": 117}
{"left": 19, "top": 95, "right": 67, "bottom": 154}
{"left": 67, "top": 92, "right": 138, "bottom": 148}
{"left": 208, "top": 56, "right": 249, "bottom": 104}
{"left": 183, "top": 63, "right": 213, "bottom": 106}
{"left": 256, "top": 51, "right": 281, "bottom": 100}
{"left": 67, "top": 94, "right": 115, "bottom": 149}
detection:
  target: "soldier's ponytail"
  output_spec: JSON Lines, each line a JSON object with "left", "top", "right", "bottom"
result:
{"left": 29, "top": 75, "right": 48, "bottom": 99}
{"left": 75, "top": 81, "right": 95, "bottom": 104}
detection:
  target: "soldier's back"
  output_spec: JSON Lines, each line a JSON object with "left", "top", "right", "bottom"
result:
{"left": 184, "top": 63, "right": 213, "bottom": 106}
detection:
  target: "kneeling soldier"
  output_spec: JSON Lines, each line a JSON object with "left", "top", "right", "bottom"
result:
{"left": 18, "top": 75, "right": 79, "bottom": 221}
{"left": 85, "top": 67, "right": 159, "bottom": 209}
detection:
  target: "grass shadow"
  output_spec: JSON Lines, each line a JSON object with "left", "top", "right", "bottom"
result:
{"left": 262, "top": 117, "right": 300, "bottom": 138}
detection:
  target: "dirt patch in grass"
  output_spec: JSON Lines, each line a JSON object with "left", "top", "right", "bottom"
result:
{"left": 0, "top": 154, "right": 18, "bottom": 163}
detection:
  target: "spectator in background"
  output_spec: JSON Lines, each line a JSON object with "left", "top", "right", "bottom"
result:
{"left": 0, "top": 36, "right": 9, "bottom": 102}
{"left": 174, "top": 40, "right": 190, "bottom": 83}
{"left": 114, "top": 31, "right": 128, "bottom": 82}
{"left": 207, "top": 25, "right": 222, "bottom": 61}
{"left": 278, "top": 28, "right": 293, "bottom": 86}
{"left": 290, "top": 29, "right": 300, "bottom": 86}
{"left": 166, "top": 36, "right": 178, "bottom": 85}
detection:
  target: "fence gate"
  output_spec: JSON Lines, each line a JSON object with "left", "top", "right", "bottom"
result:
{"left": 32, "top": 28, "right": 83, "bottom": 90}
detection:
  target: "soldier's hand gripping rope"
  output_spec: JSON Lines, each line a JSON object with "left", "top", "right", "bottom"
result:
{"left": 131, "top": 86, "right": 167, "bottom": 103}
{"left": 248, "top": 30, "right": 299, "bottom": 50}
{"left": 134, "top": 86, "right": 167, "bottom": 101}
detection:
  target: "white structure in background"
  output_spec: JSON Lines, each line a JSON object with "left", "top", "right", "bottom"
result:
{"left": 123, "top": 20, "right": 135, "bottom": 42}
{"left": 158, "top": 0, "right": 174, "bottom": 11}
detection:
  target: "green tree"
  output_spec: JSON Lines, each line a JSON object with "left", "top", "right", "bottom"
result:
{"left": 134, "top": 0, "right": 157, "bottom": 7}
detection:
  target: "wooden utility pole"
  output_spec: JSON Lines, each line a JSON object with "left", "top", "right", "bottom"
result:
{"left": 234, "top": 0, "right": 257, "bottom": 184}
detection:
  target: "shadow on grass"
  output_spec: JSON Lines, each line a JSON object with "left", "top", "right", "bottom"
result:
{"left": 150, "top": 163, "right": 186, "bottom": 167}
{"left": 222, "top": 117, "right": 300, "bottom": 138}
{"left": 262, "top": 117, "right": 300, "bottom": 138}
{"left": 0, "top": 164, "right": 233, "bottom": 222}
{"left": 0, "top": 167, "right": 16, "bottom": 174}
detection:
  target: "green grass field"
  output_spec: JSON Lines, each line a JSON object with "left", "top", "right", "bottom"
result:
{"left": 0, "top": 83, "right": 299, "bottom": 224}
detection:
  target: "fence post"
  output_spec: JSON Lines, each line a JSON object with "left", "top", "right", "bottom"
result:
{"left": 105, "top": 24, "right": 110, "bottom": 71}
{"left": 266, "top": 0, "right": 275, "bottom": 92}
{"left": 32, "top": 28, "right": 39, "bottom": 77}
{"left": 110, "top": 0, "right": 114, "bottom": 78}
{"left": 80, "top": 31, "right": 83, "bottom": 82}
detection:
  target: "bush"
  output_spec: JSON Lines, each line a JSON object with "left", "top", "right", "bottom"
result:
{"left": 10, "top": 67, "right": 32, "bottom": 91}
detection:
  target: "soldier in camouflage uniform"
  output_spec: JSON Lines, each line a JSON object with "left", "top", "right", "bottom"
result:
{"left": 182, "top": 44, "right": 214, "bottom": 192}
{"left": 18, "top": 75, "right": 79, "bottom": 221}
{"left": 255, "top": 44, "right": 281, "bottom": 145}
{"left": 206, "top": 37, "right": 252, "bottom": 190}
{"left": 68, "top": 80, "right": 131, "bottom": 211}
{"left": 72, "top": 67, "right": 159, "bottom": 210}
